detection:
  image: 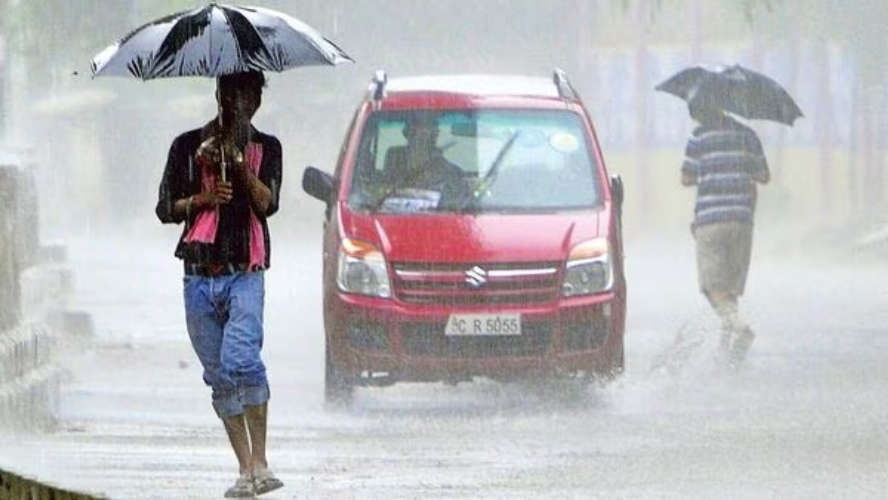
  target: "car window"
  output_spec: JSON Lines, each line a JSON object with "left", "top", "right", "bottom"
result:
{"left": 373, "top": 120, "right": 409, "bottom": 172}
{"left": 348, "top": 109, "right": 601, "bottom": 214}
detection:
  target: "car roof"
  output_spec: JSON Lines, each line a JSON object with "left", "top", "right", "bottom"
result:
{"left": 384, "top": 74, "right": 562, "bottom": 99}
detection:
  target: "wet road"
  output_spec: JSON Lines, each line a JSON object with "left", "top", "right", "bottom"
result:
{"left": 3, "top": 230, "right": 888, "bottom": 499}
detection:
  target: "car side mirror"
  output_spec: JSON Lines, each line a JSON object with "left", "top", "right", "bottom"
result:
{"left": 302, "top": 166, "right": 334, "bottom": 203}
{"left": 610, "top": 174, "right": 624, "bottom": 209}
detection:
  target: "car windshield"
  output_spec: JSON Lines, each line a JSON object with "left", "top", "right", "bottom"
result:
{"left": 347, "top": 109, "right": 602, "bottom": 214}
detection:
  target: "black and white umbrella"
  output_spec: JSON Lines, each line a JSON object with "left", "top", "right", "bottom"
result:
{"left": 90, "top": 2, "right": 352, "bottom": 79}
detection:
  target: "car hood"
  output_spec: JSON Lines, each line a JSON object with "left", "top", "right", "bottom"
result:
{"left": 339, "top": 208, "right": 610, "bottom": 263}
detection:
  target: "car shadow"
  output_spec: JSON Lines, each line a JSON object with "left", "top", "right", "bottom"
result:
{"left": 330, "top": 377, "right": 611, "bottom": 419}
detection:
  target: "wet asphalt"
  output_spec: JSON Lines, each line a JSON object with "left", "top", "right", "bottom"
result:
{"left": 2, "top": 231, "right": 887, "bottom": 499}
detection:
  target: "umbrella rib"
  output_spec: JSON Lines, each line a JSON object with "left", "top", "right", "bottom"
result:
{"left": 149, "top": 6, "right": 210, "bottom": 78}
{"left": 247, "top": 5, "right": 349, "bottom": 65}
{"left": 320, "top": 37, "right": 354, "bottom": 64}
{"left": 208, "top": 6, "right": 217, "bottom": 75}
{"left": 219, "top": 6, "right": 249, "bottom": 72}
{"left": 224, "top": 6, "right": 278, "bottom": 71}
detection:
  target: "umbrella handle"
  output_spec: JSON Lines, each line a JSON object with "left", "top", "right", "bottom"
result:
{"left": 219, "top": 145, "right": 227, "bottom": 183}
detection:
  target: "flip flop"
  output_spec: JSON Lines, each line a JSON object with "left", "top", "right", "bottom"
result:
{"left": 224, "top": 473, "right": 256, "bottom": 498}
{"left": 253, "top": 467, "right": 284, "bottom": 495}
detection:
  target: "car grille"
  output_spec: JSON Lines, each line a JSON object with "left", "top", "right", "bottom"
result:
{"left": 401, "top": 322, "right": 552, "bottom": 358}
{"left": 392, "top": 261, "right": 561, "bottom": 305}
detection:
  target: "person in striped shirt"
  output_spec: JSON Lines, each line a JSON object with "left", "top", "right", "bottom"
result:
{"left": 681, "top": 101, "right": 770, "bottom": 366}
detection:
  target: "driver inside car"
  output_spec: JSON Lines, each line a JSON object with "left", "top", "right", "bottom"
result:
{"left": 380, "top": 114, "right": 469, "bottom": 209}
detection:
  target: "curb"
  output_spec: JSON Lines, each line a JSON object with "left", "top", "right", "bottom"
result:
{"left": 0, "top": 468, "right": 105, "bottom": 500}
{"left": 0, "top": 323, "right": 61, "bottom": 431}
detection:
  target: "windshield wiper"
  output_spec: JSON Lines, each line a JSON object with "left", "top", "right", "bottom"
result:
{"left": 369, "top": 181, "right": 404, "bottom": 212}
{"left": 368, "top": 164, "right": 426, "bottom": 212}
{"left": 458, "top": 130, "right": 521, "bottom": 212}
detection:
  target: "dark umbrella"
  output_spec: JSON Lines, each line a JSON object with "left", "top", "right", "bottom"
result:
{"left": 655, "top": 64, "right": 803, "bottom": 126}
{"left": 90, "top": 2, "right": 352, "bottom": 79}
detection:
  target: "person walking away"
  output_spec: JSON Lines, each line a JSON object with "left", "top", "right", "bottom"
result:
{"left": 155, "top": 71, "right": 284, "bottom": 497}
{"left": 681, "top": 101, "right": 770, "bottom": 367}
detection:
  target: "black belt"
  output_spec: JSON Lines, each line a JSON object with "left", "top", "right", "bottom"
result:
{"left": 184, "top": 262, "right": 264, "bottom": 277}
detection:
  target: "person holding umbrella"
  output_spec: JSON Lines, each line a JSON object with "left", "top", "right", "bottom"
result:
{"left": 656, "top": 64, "right": 802, "bottom": 367}
{"left": 91, "top": 3, "right": 352, "bottom": 496}
{"left": 155, "top": 70, "right": 283, "bottom": 497}
{"left": 680, "top": 98, "right": 769, "bottom": 365}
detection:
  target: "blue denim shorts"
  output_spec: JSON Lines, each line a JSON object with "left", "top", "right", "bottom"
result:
{"left": 183, "top": 271, "right": 269, "bottom": 418}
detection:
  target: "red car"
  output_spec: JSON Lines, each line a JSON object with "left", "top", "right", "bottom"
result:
{"left": 303, "top": 70, "right": 626, "bottom": 404}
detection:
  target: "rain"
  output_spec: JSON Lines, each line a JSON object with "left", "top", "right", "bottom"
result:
{"left": 1, "top": 1, "right": 887, "bottom": 498}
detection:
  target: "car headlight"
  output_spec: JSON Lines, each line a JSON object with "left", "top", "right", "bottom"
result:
{"left": 562, "top": 238, "right": 613, "bottom": 297}
{"left": 337, "top": 238, "right": 392, "bottom": 298}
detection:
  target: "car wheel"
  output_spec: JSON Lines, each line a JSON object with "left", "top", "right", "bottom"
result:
{"left": 607, "top": 337, "right": 625, "bottom": 379}
{"left": 324, "top": 340, "right": 354, "bottom": 407}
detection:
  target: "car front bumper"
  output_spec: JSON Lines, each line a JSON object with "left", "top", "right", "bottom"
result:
{"left": 326, "top": 291, "right": 623, "bottom": 382}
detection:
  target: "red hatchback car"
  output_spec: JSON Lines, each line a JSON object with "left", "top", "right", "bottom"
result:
{"left": 303, "top": 70, "right": 626, "bottom": 403}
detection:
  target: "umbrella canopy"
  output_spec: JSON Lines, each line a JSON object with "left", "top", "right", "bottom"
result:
{"left": 655, "top": 64, "right": 803, "bottom": 126}
{"left": 91, "top": 3, "right": 352, "bottom": 79}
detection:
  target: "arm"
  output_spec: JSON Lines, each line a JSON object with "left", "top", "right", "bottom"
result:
{"left": 155, "top": 135, "right": 234, "bottom": 224}
{"left": 680, "top": 137, "right": 699, "bottom": 187}
{"left": 170, "top": 188, "right": 232, "bottom": 219}
{"left": 155, "top": 137, "right": 232, "bottom": 224}
{"left": 751, "top": 167, "right": 770, "bottom": 184}
{"left": 156, "top": 137, "right": 188, "bottom": 224}
{"left": 231, "top": 156, "right": 273, "bottom": 216}
{"left": 254, "top": 137, "right": 282, "bottom": 217}
{"left": 747, "top": 132, "right": 770, "bottom": 184}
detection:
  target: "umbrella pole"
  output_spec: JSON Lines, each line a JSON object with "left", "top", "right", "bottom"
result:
{"left": 218, "top": 107, "right": 227, "bottom": 183}
{"left": 216, "top": 105, "right": 224, "bottom": 228}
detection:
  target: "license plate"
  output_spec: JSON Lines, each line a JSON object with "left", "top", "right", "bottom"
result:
{"left": 444, "top": 313, "right": 521, "bottom": 336}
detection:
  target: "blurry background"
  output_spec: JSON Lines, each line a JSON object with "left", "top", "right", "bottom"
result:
{"left": 2, "top": 4, "right": 888, "bottom": 496}
{"left": 1, "top": 0, "right": 886, "bottom": 250}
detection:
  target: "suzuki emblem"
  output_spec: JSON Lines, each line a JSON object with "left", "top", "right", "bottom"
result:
{"left": 465, "top": 265, "right": 488, "bottom": 288}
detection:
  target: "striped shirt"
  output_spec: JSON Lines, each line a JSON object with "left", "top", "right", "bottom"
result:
{"left": 681, "top": 117, "right": 768, "bottom": 229}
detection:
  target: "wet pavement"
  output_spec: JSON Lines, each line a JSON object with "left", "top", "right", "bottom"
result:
{"left": 2, "top": 231, "right": 888, "bottom": 499}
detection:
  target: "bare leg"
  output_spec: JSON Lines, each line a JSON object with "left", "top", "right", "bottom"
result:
{"left": 706, "top": 291, "right": 739, "bottom": 359}
{"left": 245, "top": 402, "right": 284, "bottom": 494}
{"left": 707, "top": 291, "right": 755, "bottom": 366}
{"left": 707, "top": 291, "right": 742, "bottom": 329}
{"left": 244, "top": 403, "right": 268, "bottom": 470}
{"left": 222, "top": 414, "right": 253, "bottom": 475}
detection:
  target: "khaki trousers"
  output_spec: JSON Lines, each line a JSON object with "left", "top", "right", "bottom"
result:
{"left": 694, "top": 221, "right": 754, "bottom": 298}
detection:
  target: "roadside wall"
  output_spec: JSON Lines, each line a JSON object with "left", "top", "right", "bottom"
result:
{"left": 0, "top": 158, "right": 70, "bottom": 431}
{"left": 0, "top": 155, "right": 98, "bottom": 499}
{"left": 0, "top": 468, "right": 103, "bottom": 500}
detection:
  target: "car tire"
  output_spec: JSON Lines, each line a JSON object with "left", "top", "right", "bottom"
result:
{"left": 607, "top": 337, "right": 625, "bottom": 379}
{"left": 324, "top": 340, "right": 354, "bottom": 407}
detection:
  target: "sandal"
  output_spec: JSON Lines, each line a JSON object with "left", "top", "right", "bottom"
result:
{"left": 253, "top": 466, "right": 284, "bottom": 495}
{"left": 224, "top": 472, "right": 256, "bottom": 498}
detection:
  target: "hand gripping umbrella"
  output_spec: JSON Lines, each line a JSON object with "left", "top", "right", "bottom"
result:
{"left": 91, "top": 2, "right": 352, "bottom": 179}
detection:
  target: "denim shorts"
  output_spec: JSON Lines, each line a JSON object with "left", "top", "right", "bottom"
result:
{"left": 183, "top": 271, "right": 269, "bottom": 418}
